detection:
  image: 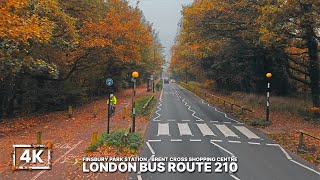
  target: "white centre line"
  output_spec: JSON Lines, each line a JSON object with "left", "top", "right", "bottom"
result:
{"left": 171, "top": 139, "right": 182, "bottom": 142}
{"left": 229, "top": 140, "right": 241, "bottom": 143}
{"left": 234, "top": 126, "right": 260, "bottom": 139}
{"left": 182, "top": 120, "right": 190, "bottom": 122}
{"left": 190, "top": 139, "right": 201, "bottom": 142}
{"left": 211, "top": 139, "right": 223, "bottom": 142}
{"left": 178, "top": 123, "right": 193, "bottom": 136}
{"left": 248, "top": 142, "right": 261, "bottom": 145}
{"left": 196, "top": 123, "right": 216, "bottom": 136}
{"left": 215, "top": 124, "right": 239, "bottom": 138}
{"left": 157, "top": 123, "right": 170, "bottom": 136}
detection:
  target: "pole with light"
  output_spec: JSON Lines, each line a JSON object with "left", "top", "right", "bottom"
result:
{"left": 132, "top": 71, "right": 139, "bottom": 133}
{"left": 266, "top": 73, "right": 272, "bottom": 122}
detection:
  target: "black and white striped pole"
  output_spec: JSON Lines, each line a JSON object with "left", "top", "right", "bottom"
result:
{"left": 266, "top": 73, "right": 272, "bottom": 122}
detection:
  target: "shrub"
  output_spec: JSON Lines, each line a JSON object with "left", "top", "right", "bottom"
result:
{"left": 250, "top": 119, "right": 271, "bottom": 127}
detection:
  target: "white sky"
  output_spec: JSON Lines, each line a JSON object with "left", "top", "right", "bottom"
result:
{"left": 128, "top": 0, "right": 194, "bottom": 61}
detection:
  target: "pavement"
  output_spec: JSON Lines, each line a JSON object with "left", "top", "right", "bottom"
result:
{"left": 129, "top": 83, "right": 320, "bottom": 180}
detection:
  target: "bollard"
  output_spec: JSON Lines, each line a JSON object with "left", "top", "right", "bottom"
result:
{"left": 122, "top": 107, "right": 127, "bottom": 120}
{"left": 92, "top": 132, "right": 98, "bottom": 145}
{"left": 204, "top": 92, "right": 207, "bottom": 97}
{"left": 241, "top": 107, "right": 244, "bottom": 114}
{"left": 223, "top": 101, "right": 226, "bottom": 107}
{"left": 68, "top": 105, "right": 73, "bottom": 118}
{"left": 298, "top": 131, "right": 304, "bottom": 151}
{"left": 122, "top": 133, "right": 128, "bottom": 147}
{"left": 37, "top": 131, "right": 42, "bottom": 144}
{"left": 231, "top": 104, "right": 234, "bottom": 110}
{"left": 93, "top": 105, "right": 97, "bottom": 118}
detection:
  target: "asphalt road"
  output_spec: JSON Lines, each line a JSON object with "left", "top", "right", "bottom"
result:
{"left": 129, "top": 83, "right": 320, "bottom": 180}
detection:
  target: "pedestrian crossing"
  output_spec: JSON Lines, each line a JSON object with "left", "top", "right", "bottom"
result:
{"left": 156, "top": 123, "right": 261, "bottom": 140}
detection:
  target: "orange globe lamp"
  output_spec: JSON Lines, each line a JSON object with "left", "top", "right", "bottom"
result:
{"left": 266, "top": 73, "right": 272, "bottom": 78}
{"left": 132, "top": 71, "right": 139, "bottom": 78}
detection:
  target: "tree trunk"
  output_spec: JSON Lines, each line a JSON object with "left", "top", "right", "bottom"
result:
{"left": 306, "top": 25, "right": 320, "bottom": 118}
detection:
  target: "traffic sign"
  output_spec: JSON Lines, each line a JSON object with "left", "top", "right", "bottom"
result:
{"left": 106, "top": 78, "right": 113, "bottom": 87}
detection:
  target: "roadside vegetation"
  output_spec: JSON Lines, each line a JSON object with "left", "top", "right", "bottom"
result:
{"left": 0, "top": 0, "right": 164, "bottom": 119}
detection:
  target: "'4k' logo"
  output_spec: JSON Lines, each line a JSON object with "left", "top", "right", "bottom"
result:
{"left": 12, "top": 144, "right": 51, "bottom": 170}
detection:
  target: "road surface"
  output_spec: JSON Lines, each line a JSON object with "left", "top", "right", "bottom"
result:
{"left": 130, "top": 83, "right": 320, "bottom": 180}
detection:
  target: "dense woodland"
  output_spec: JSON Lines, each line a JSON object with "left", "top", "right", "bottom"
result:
{"left": 170, "top": 0, "right": 320, "bottom": 114}
{"left": 0, "top": 0, "right": 164, "bottom": 118}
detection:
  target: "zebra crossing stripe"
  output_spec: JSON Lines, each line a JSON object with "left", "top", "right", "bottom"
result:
{"left": 215, "top": 124, "right": 238, "bottom": 138}
{"left": 177, "top": 123, "right": 193, "bottom": 136}
{"left": 158, "top": 123, "right": 170, "bottom": 136}
{"left": 196, "top": 123, "right": 216, "bottom": 136}
{"left": 234, "top": 126, "right": 260, "bottom": 139}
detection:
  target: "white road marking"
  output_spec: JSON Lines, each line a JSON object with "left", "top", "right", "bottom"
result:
{"left": 31, "top": 140, "right": 83, "bottom": 180}
{"left": 290, "top": 159, "right": 320, "bottom": 175}
{"left": 266, "top": 143, "right": 278, "bottom": 146}
{"left": 276, "top": 144, "right": 292, "bottom": 160}
{"left": 234, "top": 126, "right": 260, "bottom": 139}
{"left": 248, "top": 142, "right": 260, "bottom": 145}
{"left": 224, "top": 122, "right": 232, "bottom": 124}
{"left": 228, "top": 140, "right": 241, "bottom": 143}
{"left": 146, "top": 142, "right": 155, "bottom": 155}
{"left": 230, "top": 174, "right": 241, "bottom": 180}
{"left": 148, "top": 139, "right": 161, "bottom": 142}
{"left": 171, "top": 139, "right": 182, "bottom": 142}
{"left": 210, "top": 139, "right": 223, "bottom": 142}
{"left": 215, "top": 124, "right": 239, "bottom": 138}
{"left": 190, "top": 139, "right": 201, "bottom": 142}
{"left": 157, "top": 123, "right": 170, "bottom": 136}
{"left": 196, "top": 123, "right": 216, "bottom": 136}
{"left": 210, "top": 121, "right": 218, "bottom": 123}
{"left": 182, "top": 120, "right": 190, "bottom": 122}
{"left": 168, "top": 119, "right": 176, "bottom": 122}
{"left": 178, "top": 123, "right": 193, "bottom": 136}
{"left": 210, "top": 141, "right": 235, "bottom": 157}
{"left": 137, "top": 175, "right": 142, "bottom": 180}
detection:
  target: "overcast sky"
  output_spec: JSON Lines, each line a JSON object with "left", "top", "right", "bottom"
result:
{"left": 128, "top": 0, "right": 194, "bottom": 61}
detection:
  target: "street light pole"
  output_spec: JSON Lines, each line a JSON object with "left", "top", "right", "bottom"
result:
{"left": 132, "top": 71, "right": 139, "bottom": 133}
{"left": 153, "top": 48, "right": 155, "bottom": 93}
{"left": 266, "top": 73, "right": 272, "bottom": 122}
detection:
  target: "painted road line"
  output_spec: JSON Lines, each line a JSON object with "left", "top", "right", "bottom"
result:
{"left": 190, "top": 139, "right": 201, "bottom": 142}
{"left": 266, "top": 143, "right": 279, "bottom": 146}
{"left": 230, "top": 174, "right": 241, "bottom": 180}
{"left": 215, "top": 124, "right": 239, "bottom": 138}
{"left": 210, "top": 139, "right": 223, "bottom": 142}
{"left": 168, "top": 119, "right": 176, "bottom": 122}
{"left": 177, "top": 123, "right": 193, "bottom": 136}
{"left": 137, "top": 175, "right": 142, "bottom": 180}
{"left": 210, "top": 121, "right": 218, "bottom": 123}
{"left": 290, "top": 159, "right": 320, "bottom": 175}
{"left": 210, "top": 141, "right": 235, "bottom": 157}
{"left": 171, "top": 139, "right": 182, "bottom": 142}
{"left": 228, "top": 140, "right": 241, "bottom": 143}
{"left": 146, "top": 142, "right": 155, "bottom": 155}
{"left": 196, "top": 123, "right": 216, "bottom": 136}
{"left": 182, "top": 119, "right": 190, "bottom": 122}
{"left": 277, "top": 144, "right": 292, "bottom": 160}
{"left": 157, "top": 123, "right": 170, "bottom": 136}
{"left": 148, "top": 140, "right": 161, "bottom": 142}
{"left": 234, "top": 126, "right": 260, "bottom": 139}
{"left": 224, "top": 122, "right": 232, "bottom": 124}
{"left": 248, "top": 142, "right": 260, "bottom": 145}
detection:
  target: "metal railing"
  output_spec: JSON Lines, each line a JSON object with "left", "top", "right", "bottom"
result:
{"left": 298, "top": 130, "right": 320, "bottom": 152}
